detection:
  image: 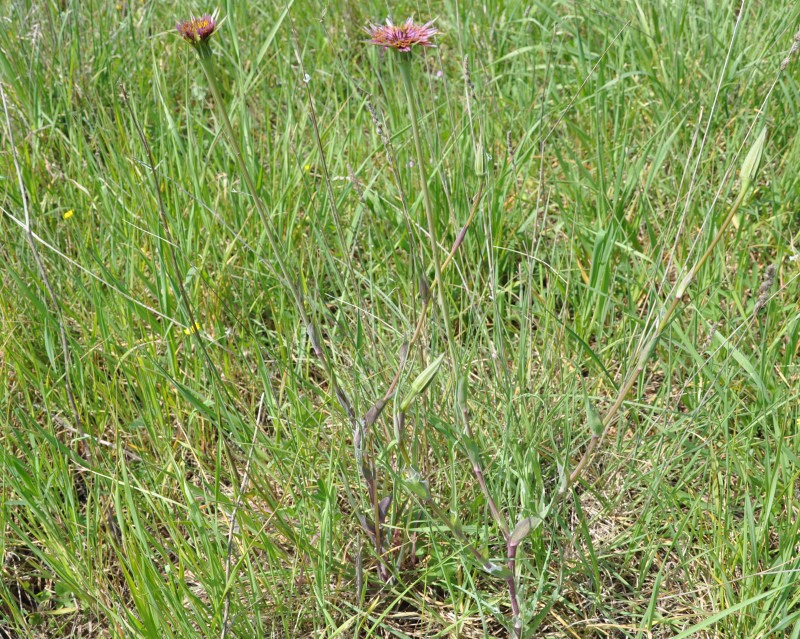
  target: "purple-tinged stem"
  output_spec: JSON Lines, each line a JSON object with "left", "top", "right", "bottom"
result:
{"left": 507, "top": 542, "right": 522, "bottom": 638}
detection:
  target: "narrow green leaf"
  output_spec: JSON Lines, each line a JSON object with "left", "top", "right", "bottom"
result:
{"left": 462, "top": 435, "right": 482, "bottom": 467}
{"left": 244, "top": 0, "right": 295, "bottom": 93}
{"left": 557, "top": 463, "right": 568, "bottom": 494}
{"left": 712, "top": 330, "right": 770, "bottom": 401}
{"left": 670, "top": 589, "right": 777, "bottom": 639}
{"left": 403, "top": 467, "right": 431, "bottom": 500}
{"left": 457, "top": 374, "right": 468, "bottom": 410}
{"left": 404, "top": 478, "right": 430, "bottom": 500}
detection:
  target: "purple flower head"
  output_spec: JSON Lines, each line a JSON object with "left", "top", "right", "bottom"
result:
{"left": 176, "top": 12, "right": 218, "bottom": 46}
{"left": 365, "top": 17, "right": 438, "bottom": 53}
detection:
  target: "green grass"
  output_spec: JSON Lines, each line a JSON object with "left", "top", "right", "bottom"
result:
{"left": 2, "top": 0, "right": 800, "bottom": 637}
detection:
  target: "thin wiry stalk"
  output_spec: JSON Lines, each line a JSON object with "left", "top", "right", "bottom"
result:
{"left": 1, "top": 82, "right": 87, "bottom": 460}
{"left": 365, "top": 96, "right": 427, "bottom": 320}
{"left": 194, "top": 52, "right": 358, "bottom": 429}
{"left": 289, "top": 19, "right": 362, "bottom": 311}
{"left": 506, "top": 543, "right": 522, "bottom": 638}
{"left": 122, "top": 84, "right": 303, "bottom": 558}
{"left": 355, "top": 186, "right": 482, "bottom": 581}
{"left": 121, "top": 86, "right": 219, "bottom": 394}
{"left": 570, "top": 184, "right": 749, "bottom": 485}
{"left": 400, "top": 184, "right": 483, "bottom": 361}
{"left": 122, "top": 85, "right": 235, "bottom": 450}
{"left": 221, "top": 394, "right": 264, "bottom": 639}
{"left": 188, "top": 43, "right": 367, "bottom": 582}
{"left": 459, "top": 393, "right": 527, "bottom": 637}
{"left": 397, "top": 54, "right": 458, "bottom": 370}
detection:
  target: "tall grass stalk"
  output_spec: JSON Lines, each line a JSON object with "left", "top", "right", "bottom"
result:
{"left": 569, "top": 126, "right": 767, "bottom": 486}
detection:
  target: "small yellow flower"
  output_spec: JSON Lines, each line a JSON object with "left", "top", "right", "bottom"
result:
{"left": 63, "top": 209, "right": 74, "bottom": 220}
{"left": 304, "top": 164, "right": 311, "bottom": 173}
{"left": 183, "top": 322, "right": 201, "bottom": 335}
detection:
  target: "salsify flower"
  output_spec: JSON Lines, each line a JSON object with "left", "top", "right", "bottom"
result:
{"left": 364, "top": 15, "right": 455, "bottom": 376}
{"left": 365, "top": 17, "right": 437, "bottom": 53}
{"left": 176, "top": 11, "right": 219, "bottom": 51}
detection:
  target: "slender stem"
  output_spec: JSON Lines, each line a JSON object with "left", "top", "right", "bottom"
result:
{"left": 507, "top": 543, "right": 521, "bottom": 638}
{"left": 424, "top": 498, "right": 500, "bottom": 574}
{"left": 397, "top": 54, "right": 457, "bottom": 368}
{"left": 289, "top": 25, "right": 361, "bottom": 311}
{"left": 198, "top": 55, "right": 295, "bottom": 302}
{"left": 221, "top": 394, "right": 264, "bottom": 639}
{"left": 2, "top": 84, "right": 87, "bottom": 459}
{"left": 464, "top": 417, "right": 519, "bottom": 635}
{"left": 570, "top": 186, "right": 748, "bottom": 485}
{"left": 196, "top": 53, "right": 357, "bottom": 427}
{"left": 396, "top": 185, "right": 483, "bottom": 370}
{"left": 459, "top": 394, "right": 508, "bottom": 536}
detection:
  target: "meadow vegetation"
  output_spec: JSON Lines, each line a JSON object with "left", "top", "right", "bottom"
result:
{"left": 2, "top": 0, "right": 800, "bottom": 637}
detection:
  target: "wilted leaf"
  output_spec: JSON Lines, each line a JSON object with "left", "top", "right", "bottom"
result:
{"left": 484, "top": 562, "right": 513, "bottom": 579}
{"left": 509, "top": 515, "right": 543, "bottom": 546}
{"left": 363, "top": 398, "right": 387, "bottom": 428}
{"left": 378, "top": 495, "right": 392, "bottom": 523}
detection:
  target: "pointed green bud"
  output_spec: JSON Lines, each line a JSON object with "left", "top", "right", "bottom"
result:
{"left": 474, "top": 141, "right": 485, "bottom": 176}
{"left": 484, "top": 562, "right": 513, "bottom": 579}
{"left": 399, "top": 353, "right": 445, "bottom": 412}
{"left": 585, "top": 391, "right": 604, "bottom": 438}
{"left": 740, "top": 127, "right": 766, "bottom": 194}
{"left": 581, "top": 378, "right": 603, "bottom": 437}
